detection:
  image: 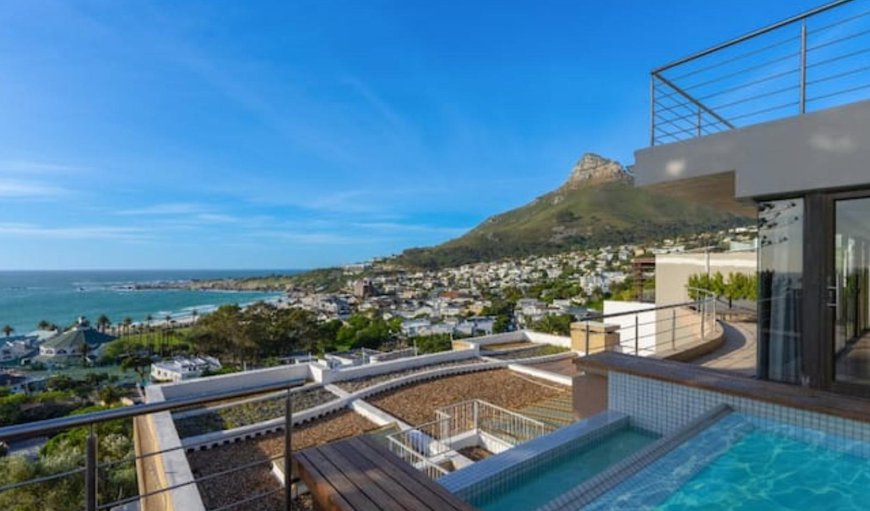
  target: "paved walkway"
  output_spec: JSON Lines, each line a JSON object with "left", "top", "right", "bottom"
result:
{"left": 689, "top": 321, "right": 757, "bottom": 377}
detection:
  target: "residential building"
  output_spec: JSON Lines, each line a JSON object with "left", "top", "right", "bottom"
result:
{"left": 150, "top": 356, "right": 222, "bottom": 383}
{"left": 635, "top": 3, "right": 870, "bottom": 395}
{"left": 36, "top": 317, "right": 116, "bottom": 365}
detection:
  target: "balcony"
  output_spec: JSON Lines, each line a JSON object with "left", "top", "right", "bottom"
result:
{"left": 650, "top": 0, "right": 870, "bottom": 146}
{"left": 636, "top": 0, "right": 870, "bottom": 201}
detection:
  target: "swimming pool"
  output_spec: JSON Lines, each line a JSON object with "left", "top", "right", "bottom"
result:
{"left": 471, "top": 426, "right": 658, "bottom": 511}
{"left": 585, "top": 413, "right": 870, "bottom": 511}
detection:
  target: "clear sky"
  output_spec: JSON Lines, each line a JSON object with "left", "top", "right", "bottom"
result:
{"left": 0, "top": 0, "right": 822, "bottom": 270}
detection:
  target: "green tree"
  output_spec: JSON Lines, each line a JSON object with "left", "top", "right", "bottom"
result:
{"left": 413, "top": 334, "right": 453, "bottom": 354}
{"left": 120, "top": 355, "right": 151, "bottom": 386}
{"left": 96, "top": 314, "right": 111, "bottom": 333}
{"left": 530, "top": 314, "right": 573, "bottom": 336}
{"left": 122, "top": 317, "right": 133, "bottom": 336}
{"left": 493, "top": 315, "right": 511, "bottom": 333}
{"left": 36, "top": 320, "right": 51, "bottom": 331}
{"left": 1, "top": 325, "right": 13, "bottom": 338}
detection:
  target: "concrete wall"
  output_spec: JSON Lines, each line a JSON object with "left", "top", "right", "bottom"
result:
{"left": 139, "top": 385, "right": 205, "bottom": 511}
{"left": 159, "top": 364, "right": 312, "bottom": 401}
{"left": 322, "top": 348, "right": 479, "bottom": 384}
{"left": 655, "top": 252, "right": 757, "bottom": 306}
{"left": 455, "top": 330, "right": 572, "bottom": 350}
{"left": 635, "top": 98, "right": 870, "bottom": 198}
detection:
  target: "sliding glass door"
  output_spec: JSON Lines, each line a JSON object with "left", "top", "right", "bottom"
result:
{"left": 832, "top": 196, "right": 870, "bottom": 388}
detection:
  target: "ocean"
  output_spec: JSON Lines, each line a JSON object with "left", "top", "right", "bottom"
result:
{"left": 0, "top": 270, "right": 297, "bottom": 334}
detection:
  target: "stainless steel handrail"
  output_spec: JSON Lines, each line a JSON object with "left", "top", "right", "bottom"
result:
{"left": 0, "top": 376, "right": 305, "bottom": 442}
{"left": 653, "top": 0, "right": 853, "bottom": 74}
{"left": 649, "top": 0, "right": 868, "bottom": 145}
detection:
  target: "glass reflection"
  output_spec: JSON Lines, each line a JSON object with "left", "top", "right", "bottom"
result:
{"left": 758, "top": 199, "right": 803, "bottom": 383}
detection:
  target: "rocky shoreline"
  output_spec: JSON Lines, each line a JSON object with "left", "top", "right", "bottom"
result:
{"left": 132, "top": 276, "right": 295, "bottom": 292}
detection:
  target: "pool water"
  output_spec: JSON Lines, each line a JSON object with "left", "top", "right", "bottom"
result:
{"left": 657, "top": 430, "right": 870, "bottom": 511}
{"left": 584, "top": 413, "right": 870, "bottom": 511}
{"left": 474, "top": 428, "right": 658, "bottom": 511}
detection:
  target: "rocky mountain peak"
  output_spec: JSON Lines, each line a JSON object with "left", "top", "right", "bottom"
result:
{"left": 562, "top": 153, "right": 632, "bottom": 189}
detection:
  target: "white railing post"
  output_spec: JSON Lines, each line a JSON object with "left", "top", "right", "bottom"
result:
{"left": 634, "top": 314, "right": 640, "bottom": 355}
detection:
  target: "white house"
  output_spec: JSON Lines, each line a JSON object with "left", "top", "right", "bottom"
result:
{"left": 150, "top": 356, "right": 222, "bottom": 383}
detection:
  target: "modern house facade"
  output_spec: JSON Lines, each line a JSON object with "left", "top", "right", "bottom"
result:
{"left": 634, "top": 0, "right": 870, "bottom": 397}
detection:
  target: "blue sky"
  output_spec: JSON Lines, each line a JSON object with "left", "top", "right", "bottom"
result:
{"left": 0, "top": 0, "right": 822, "bottom": 270}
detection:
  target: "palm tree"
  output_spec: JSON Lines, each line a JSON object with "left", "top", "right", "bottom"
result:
{"left": 145, "top": 314, "right": 153, "bottom": 326}
{"left": 96, "top": 314, "right": 111, "bottom": 333}
{"left": 122, "top": 317, "right": 133, "bottom": 336}
{"left": 1, "top": 325, "right": 13, "bottom": 338}
{"left": 191, "top": 309, "right": 199, "bottom": 324}
{"left": 36, "top": 320, "right": 51, "bottom": 331}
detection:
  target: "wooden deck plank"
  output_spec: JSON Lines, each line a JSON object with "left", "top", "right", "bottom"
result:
{"left": 318, "top": 442, "right": 407, "bottom": 511}
{"left": 299, "top": 446, "right": 382, "bottom": 511}
{"left": 294, "top": 435, "right": 476, "bottom": 511}
{"left": 354, "top": 436, "right": 476, "bottom": 511}
{"left": 329, "top": 439, "right": 438, "bottom": 511}
{"left": 294, "top": 451, "right": 354, "bottom": 511}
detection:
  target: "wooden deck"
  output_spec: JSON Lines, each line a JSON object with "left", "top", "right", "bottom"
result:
{"left": 293, "top": 435, "right": 476, "bottom": 511}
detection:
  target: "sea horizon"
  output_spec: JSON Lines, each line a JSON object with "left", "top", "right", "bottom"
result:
{"left": 0, "top": 269, "right": 302, "bottom": 335}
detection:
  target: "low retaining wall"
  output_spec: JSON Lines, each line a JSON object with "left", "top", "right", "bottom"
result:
{"left": 317, "top": 347, "right": 480, "bottom": 384}
{"left": 180, "top": 360, "right": 505, "bottom": 451}
{"left": 141, "top": 385, "right": 207, "bottom": 511}
{"left": 508, "top": 362, "right": 574, "bottom": 386}
{"left": 159, "top": 364, "right": 312, "bottom": 401}
{"left": 656, "top": 320, "right": 726, "bottom": 362}
{"left": 459, "top": 330, "right": 572, "bottom": 350}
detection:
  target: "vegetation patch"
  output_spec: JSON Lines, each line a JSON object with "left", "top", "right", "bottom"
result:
{"left": 173, "top": 386, "right": 338, "bottom": 438}
{"left": 487, "top": 344, "right": 569, "bottom": 360}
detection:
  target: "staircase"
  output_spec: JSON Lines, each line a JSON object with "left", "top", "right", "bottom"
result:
{"left": 515, "top": 393, "right": 574, "bottom": 428}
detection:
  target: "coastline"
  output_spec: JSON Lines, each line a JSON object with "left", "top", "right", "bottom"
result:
{"left": 0, "top": 270, "right": 294, "bottom": 335}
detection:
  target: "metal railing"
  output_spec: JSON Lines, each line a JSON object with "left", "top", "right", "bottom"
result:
{"left": 651, "top": 0, "right": 870, "bottom": 145}
{"left": 386, "top": 399, "right": 553, "bottom": 479}
{"left": 577, "top": 290, "right": 719, "bottom": 358}
{"left": 0, "top": 379, "right": 300, "bottom": 511}
{"left": 385, "top": 436, "right": 450, "bottom": 480}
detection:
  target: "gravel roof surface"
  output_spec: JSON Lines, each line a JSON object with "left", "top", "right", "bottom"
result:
{"left": 188, "top": 410, "right": 377, "bottom": 511}
{"left": 366, "top": 369, "right": 568, "bottom": 425}
{"left": 333, "top": 359, "right": 485, "bottom": 393}
{"left": 174, "top": 386, "right": 338, "bottom": 438}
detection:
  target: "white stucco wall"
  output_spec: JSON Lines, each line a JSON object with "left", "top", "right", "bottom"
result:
{"left": 603, "top": 301, "right": 657, "bottom": 356}
{"left": 634, "top": 98, "right": 870, "bottom": 198}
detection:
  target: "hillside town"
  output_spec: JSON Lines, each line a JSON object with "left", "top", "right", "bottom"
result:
{"left": 285, "top": 226, "right": 757, "bottom": 339}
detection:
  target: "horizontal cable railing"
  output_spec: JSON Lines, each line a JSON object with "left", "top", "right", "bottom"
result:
{"left": 0, "top": 379, "right": 299, "bottom": 511}
{"left": 576, "top": 290, "right": 719, "bottom": 358}
{"left": 650, "top": 0, "right": 870, "bottom": 145}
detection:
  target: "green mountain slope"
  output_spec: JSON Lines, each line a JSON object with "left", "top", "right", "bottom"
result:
{"left": 397, "top": 154, "right": 752, "bottom": 270}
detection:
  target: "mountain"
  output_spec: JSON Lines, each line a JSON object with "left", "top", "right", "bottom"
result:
{"left": 396, "top": 153, "right": 753, "bottom": 269}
